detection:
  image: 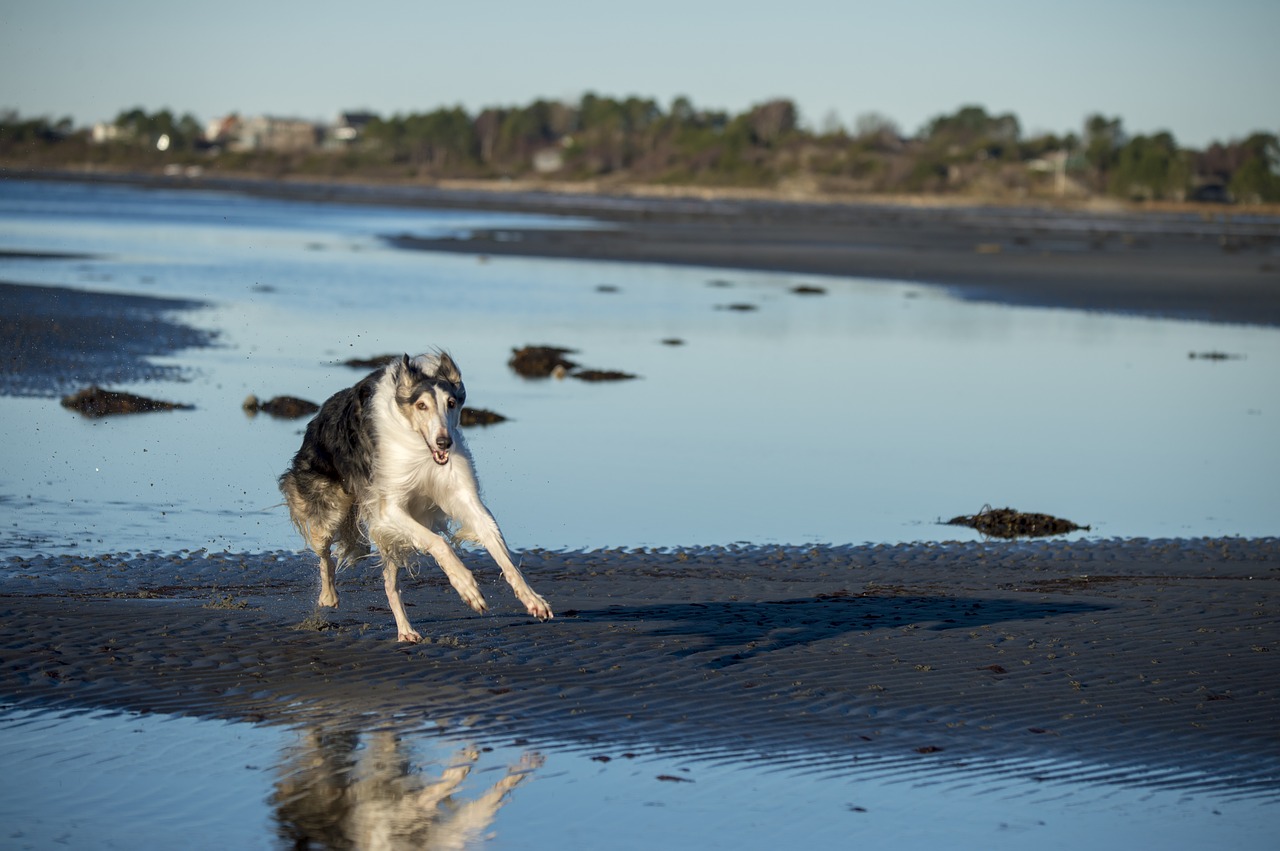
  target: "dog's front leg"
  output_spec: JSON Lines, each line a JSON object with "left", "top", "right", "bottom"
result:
{"left": 484, "top": 540, "right": 553, "bottom": 621}
{"left": 451, "top": 499, "right": 553, "bottom": 621}
{"left": 376, "top": 505, "right": 489, "bottom": 624}
{"left": 377, "top": 553, "right": 423, "bottom": 643}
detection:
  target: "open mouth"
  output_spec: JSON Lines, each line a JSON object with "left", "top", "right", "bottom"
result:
{"left": 432, "top": 449, "right": 450, "bottom": 465}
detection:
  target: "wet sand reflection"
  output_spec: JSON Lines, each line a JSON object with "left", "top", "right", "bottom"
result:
{"left": 273, "top": 728, "right": 542, "bottom": 849}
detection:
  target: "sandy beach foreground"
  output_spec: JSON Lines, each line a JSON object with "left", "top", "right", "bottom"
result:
{"left": 2, "top": 539, "right": 1277, "bottom": 796}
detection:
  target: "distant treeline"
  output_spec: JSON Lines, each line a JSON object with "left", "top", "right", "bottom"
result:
{"left": 3, "top": 96, "right": 1278, "bottom": 203}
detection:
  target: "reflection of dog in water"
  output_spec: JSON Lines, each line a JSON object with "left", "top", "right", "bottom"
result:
{"left": 279, "top": 352, "right": 552, "bottom": 641}
{"left": 273, "top": 728, "right": 543, "bottom": 849}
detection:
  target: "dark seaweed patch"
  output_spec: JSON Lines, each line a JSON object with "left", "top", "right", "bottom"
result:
{"left": 242, "top": 394, "right": 319, "bottom": 419}
{"left": 1188, "top": 351, "right": 1243, "bottom": 361}
{"left": 61, "top": 386, "right": 192, "bottom": 417}
{"left": 572, "top": 369, "right": 637, "bottom": 382}
{"left": 341, "top": 354, "right": 399, "bottom": 370}
{"left": 946, "top": 506, "right": 1089, "bottom": 539}
{"left": 461, "top": 407, "right": 508, "bottom": 426}
{"left": 508, "top": 345, "right": 579, "bottom": 378}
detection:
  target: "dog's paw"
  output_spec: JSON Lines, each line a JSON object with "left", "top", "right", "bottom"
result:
{"left": 318, "top": 592, "right": 339, "bottom": 608}
{"left": 398, "top": 629, "right": 423, "bottom": 643}
{"left": 523, "top": 594, "right": 554, "bottom": 621}
{"left": 462, "top": 592, "right": 489, "bottom": 615}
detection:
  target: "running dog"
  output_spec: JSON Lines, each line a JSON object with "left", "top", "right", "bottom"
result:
{"left": 279, "top": 352, "right": 552, "bottom": 641}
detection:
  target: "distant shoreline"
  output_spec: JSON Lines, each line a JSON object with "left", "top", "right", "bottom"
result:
{"left": 8, "top": 169, "right": 1280, "bottom": 326}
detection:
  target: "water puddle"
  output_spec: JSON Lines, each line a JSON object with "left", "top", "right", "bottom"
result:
{"left": 1, "top": 180, "right": 1277, "bottom": 553}
{"left": 0, "top": 704, "right": 1273, "bottom": 850}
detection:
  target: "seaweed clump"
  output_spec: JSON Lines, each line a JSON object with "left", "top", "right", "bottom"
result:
{"left": 242, "top": 394, "right": 319, "bottom": 419}
{"left": 509, "top": 345, "right": 579, "bottom": 378}
{"left": 341, "top": 354, "right": 399, "bottom": 370}
{"left": 60, "top": 386, "right": 192, "bottom": 417}
{"left": 460, "top": 407, "right": 508, "bottom": 426}
{"left": 509, "top": 344, "right": 639, "bottom": 382}
{"left": 573, "top": 369, "right": 637, "bottom": 382}
{"left": 947, "top": 506, "right": 1089, "bottom": 539}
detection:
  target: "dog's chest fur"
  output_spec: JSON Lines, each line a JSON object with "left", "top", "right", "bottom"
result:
{"left": 371, "top": 378, "right": 472, "bottom": 507}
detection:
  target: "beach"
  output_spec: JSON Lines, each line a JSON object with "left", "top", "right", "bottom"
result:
{"left": 20, "top": 171, "right": 1280, "bottom": 325}
{"left": 1, "top": 176, "right": 1278, "bottom": 845}
{"left": 2, "top": 538, "right": 1277, "bottom": 796}
{"left": 385, "top": 190, "right": 1280, "bottom": 327}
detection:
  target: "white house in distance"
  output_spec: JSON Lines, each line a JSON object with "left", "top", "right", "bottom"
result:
{"left": 91, "top": 122, "right": 128, "bottom": 143}
{"left": 92, "top": 110, "right": 375, "bottom": 153}
{"left": 229, "top": 115, "right": 320, "bottom": 152}
{"left": 201, "top": 112, "right": 373, "bottom": 151}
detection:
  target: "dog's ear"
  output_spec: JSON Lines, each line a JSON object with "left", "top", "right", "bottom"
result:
{"left": 434, "top": 351, "right": 462, "bottom": 386}
{"left": 394, "top": 354, "right": 417, "bottom": 392}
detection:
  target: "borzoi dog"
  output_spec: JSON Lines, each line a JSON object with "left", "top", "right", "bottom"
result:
{"left": 279, "top": 352, "right": 552, "bottom": 641}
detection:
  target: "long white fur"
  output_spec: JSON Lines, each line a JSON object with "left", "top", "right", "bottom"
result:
{"left": 322, "top": 353, "right": 551, "bottom": 641}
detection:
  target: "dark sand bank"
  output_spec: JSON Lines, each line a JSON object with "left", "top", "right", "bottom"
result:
{"left": 2, "top": 539, "right": 1277, "bottom": 796}
{"left": 0, "top": 281, "right": 215, "bottom": 397}
{"left": 388, "top": 209, "right": 1280, "bottom": 326}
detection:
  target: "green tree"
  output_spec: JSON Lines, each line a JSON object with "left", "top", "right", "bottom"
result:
{"left": 923, "top": 105, "right": 1019, "bottom": 154}
{"left": 669, "top": 95, "right": 696, "bottom": 127}
{"left": 1083, "top": 114, "right": 1124, "bottom": 188}
{"left": 0, "top": 111, "right": 74, "bottom": 145}
{"left": 1108, "top": 131, "right": 1190, "bottom": 200}
{"left": 853, "top": 111, "right": 900, "bottom": 150}
{"left": 745, "top": 99, "right": 798, "bottom": 146}
{"left": 1227, "top": 133, "right": 1280, "bottom": 203}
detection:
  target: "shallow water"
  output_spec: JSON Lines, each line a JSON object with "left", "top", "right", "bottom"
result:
{"left": 1, "top": 178, "right": 1277, "bottom": 554}
{"left": 1, "top": 705, "right": 1274, "bottom": 851}
{"left": 1, "top": 179, "right": 1278, "bottom": 848}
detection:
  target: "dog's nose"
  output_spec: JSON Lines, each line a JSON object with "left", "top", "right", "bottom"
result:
{"left": 435, "top": 434, "right": 452, "bottom": 450}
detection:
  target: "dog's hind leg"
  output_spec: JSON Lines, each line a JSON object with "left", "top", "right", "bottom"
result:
{"left": 334, "top": 505, "right": 370, "bottom": 566}
{"left": 304, "top": 522, "right": 340, "bottom": 608}
{"left": 304, "top": 512, "right": 347, "bottom": 609}
{"left": 280, "top": 472, "right": 349, "bottom": 609}
{"left": 317, "top": 551, "right": 339, "bottom": 607}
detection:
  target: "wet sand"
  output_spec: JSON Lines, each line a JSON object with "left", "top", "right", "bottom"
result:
{"left": 2, "top": 539, "right": 1277, "bottom": 795}
{"left": 387, "top": 206, "right": 1280, "bottom": 326}
{"left": 0, "top": 280, "right": 215, "bottom": 397}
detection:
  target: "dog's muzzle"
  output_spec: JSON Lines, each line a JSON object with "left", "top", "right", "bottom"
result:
{"left": 432, "top": 434, "right": 452, "bottom": 465}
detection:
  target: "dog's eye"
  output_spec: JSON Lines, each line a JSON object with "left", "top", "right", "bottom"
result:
{"left": 447, "top": 398, "right": 457, "bottom": 409}
{"left": 415, "top": 400, "right": 428, "bottom": 411}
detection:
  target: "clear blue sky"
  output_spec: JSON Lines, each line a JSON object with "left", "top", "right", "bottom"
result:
{"left": 2, "top": 0, "right": 1276, "bottom": 148}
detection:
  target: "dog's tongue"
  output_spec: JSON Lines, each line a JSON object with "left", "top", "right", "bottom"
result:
{"left": 432, "top": 449, "right": 449, "bottom": 465}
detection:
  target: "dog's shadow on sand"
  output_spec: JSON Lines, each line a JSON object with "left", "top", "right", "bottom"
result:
{"left": 565, "top": 593, "right": 1108, "bottom": 668}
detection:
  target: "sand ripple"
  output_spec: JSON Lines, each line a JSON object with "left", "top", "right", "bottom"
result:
{"left": 1, "top": 538, "right": 1276, "bottom": 798}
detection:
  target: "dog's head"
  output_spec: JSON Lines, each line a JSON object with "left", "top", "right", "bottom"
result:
{"left": 392, "top": 352, "right": 466, "bottom": 465}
